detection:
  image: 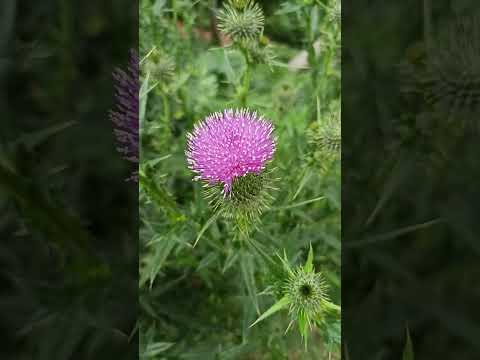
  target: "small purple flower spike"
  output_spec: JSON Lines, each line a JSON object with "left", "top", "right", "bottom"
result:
{"left": 186, "top": 109, "right": 276, "bottom": 193}
{"left": 109, "top": 49, "right": 139, "bottom": 181}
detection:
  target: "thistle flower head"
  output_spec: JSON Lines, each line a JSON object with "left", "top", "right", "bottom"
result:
{"left": 217, "top": 0, "right": 265, "bottom": 43}
{"left": 186, "top": 109, "right": 276, "bottom": 194}
{"left": 109, "top": 49, "right": 139, "bottom": 181}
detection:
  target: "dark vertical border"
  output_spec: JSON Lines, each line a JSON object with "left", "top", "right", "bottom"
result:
{"left": 343, "top": 0, "right": 480, "bottom": 358}
{"left": 0, "top": 1, "right": 138, "bottom": 359}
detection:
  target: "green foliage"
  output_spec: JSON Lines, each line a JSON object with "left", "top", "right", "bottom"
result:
{"left": 139, "top": 0, "right": 340, "bottom": 358}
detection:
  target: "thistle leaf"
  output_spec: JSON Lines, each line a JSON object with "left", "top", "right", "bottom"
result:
{"left": 193, "top": 211, "right": 221, "bottom": 247}
{"left": 403, "top": 326, "right": 414, "bottom": 360}
{"left": 250, "top": 296, "right": 290, "bottom": 328}
{"left": 304, "top": 243, "right": 314, "bottom": 273}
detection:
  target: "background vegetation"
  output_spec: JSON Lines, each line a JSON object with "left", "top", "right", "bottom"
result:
{"left": 343, "top": 0, "right": 480, "bottom": 358}
{"left": 139, "top": 0, "right": 341, "bottom": 358}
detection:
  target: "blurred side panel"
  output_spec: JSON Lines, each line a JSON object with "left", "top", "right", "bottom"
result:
{"left": 342, "top": 0, "right": 480, "bottom": 358}
{"left": 0, "top": 1, "right": 138, "bottom": 359}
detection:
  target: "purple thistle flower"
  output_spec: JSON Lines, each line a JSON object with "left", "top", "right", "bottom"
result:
{"left": 186, "top": 109, "right": 276, "bottom": 193}
{"left": 109, "top": 49, "right": 139, "bottom": 181}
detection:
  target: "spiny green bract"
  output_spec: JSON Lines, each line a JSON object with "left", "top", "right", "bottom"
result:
{"left": 217, "top": 0, "right": 265, "bottom": 43}
{"left": 203, "top": 169, "right": 277, "bottom": 237}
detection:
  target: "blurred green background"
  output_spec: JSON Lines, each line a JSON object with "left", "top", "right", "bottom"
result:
{"left": 343, "top": 0, "right": 480, "bottom": 358}
{"left": 0, "top": 1, "right": 137, "bottom": 359}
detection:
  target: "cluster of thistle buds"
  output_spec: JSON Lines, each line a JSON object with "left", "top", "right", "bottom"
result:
{"left": 186, "top": 109, "right": 277, "bottom": 237}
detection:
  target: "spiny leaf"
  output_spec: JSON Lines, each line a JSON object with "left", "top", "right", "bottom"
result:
{"left": 10, "top": 120, "right": 76, "bottom": 150}
{"left": 240, "top": 251, "right": 260, "bottom": 314}
{"left": 250, "top": 296, "right": 290, "bottom": 328}
{"left": 304, "top": 243, "right": 314, "bottom": 273}
{"left": 141, "top": 342, "right": 174, "bottom": 358}
{"left": 403, "top": 326, "right": 414, "bottom": 360}
{"left": 271, "top": 196, "right": 325, "bottom": 211}
{"left": 193, "top": 211, "right": 221, "bottom": 247}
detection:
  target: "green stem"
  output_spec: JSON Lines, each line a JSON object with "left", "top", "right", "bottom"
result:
{"left": 161, "top": 92, "right": 170, "bottom": 121}
{"left": 239, "top": 47, "right": 252, "bottom": 107}
{"left": 305, "top": 7, "right": 319, "bottom": 101}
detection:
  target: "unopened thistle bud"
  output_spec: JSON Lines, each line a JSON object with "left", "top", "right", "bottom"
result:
{"left": 307, "top": 110, "right": 341, "bottom": 168}
{"left": 285, "top": 268, "right": 329, "bottom": 320}
{"left": 243, "top": 41, "right": 277, "bottom": 68}
{"left": 143, "top": 49, "right": 175, "bottom": 84}
{"left": 251, "top": 246, "right": 340, "bottom": 346}
{"left": 399, "top": 15, "right": 480, "bottom": 131}
{"left": 422, "top": 15, "right": 480, "bottom": 128}
{"left": 217, "top": 0, "right": 265, "bottom": 43}
{"left": 109, "top": 50, "right": 139, "bottom": 181}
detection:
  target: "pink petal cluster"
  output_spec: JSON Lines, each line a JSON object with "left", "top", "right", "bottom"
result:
{"left": 186, "top": 109, "right": 276, "bottom": 193}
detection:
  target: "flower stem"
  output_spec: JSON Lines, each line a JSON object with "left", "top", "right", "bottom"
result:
{"left": 423, "top": 0, "right": 433, "bottom": 52}
{"left": 239, "top": 47, "right": 252, "bottom": 107}
{"left": 161, "top": 92, "right": 170, "bottom": 121}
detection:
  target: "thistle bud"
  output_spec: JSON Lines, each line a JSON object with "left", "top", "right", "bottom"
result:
{"left": 217, "top": 0, "right": 265, "bottom": 43}
{"left": 421, "top": 15, "right": 480, "bottom": 129}
{"left": 285, "top": 268, "right": 329, "bottom": 320}
{"left": 251, "top": 246, "right": 340, "bottom": 346}
{"left": 243, "top": 41, "right": 276, "bottom": 67}
{"left": 143, "top": 49, "right": 175, "bottom": 84}
{"left": 307, "top": 110, "right": 341, "bottom": 169}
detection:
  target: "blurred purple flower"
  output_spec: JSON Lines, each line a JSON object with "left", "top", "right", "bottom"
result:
{"left": 186, "top": 109, "right": 276, "bottom": 193}
{"left": 110, "top": 50, "right": 139, "bottom": 181}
